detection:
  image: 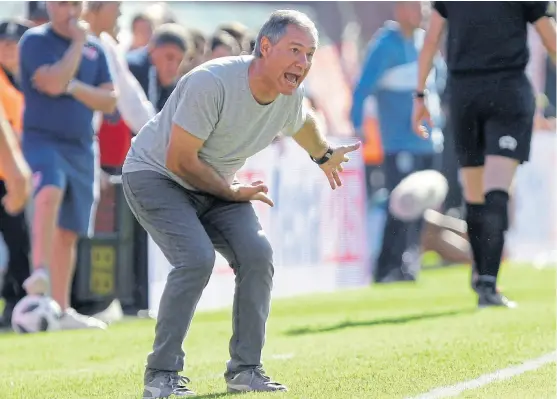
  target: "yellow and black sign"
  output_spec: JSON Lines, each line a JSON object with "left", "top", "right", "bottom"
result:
{"left": 89, "top": 245, "right": 116, "bottom": 296}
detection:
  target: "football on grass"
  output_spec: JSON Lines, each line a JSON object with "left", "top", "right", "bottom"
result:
{"left": 11, "top": 295, "right": 62, "bottom": 334}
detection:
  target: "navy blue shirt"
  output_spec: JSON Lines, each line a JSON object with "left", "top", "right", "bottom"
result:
{"left": 127, "top": 47, "right": 175, "bottom": 111}
{"left": 19, "top": 24, "right": 112, "bottom": 146}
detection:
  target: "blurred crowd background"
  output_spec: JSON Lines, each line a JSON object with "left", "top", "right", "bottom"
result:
{"left": 0, "top": 1, "right": 555, "bottom": 330}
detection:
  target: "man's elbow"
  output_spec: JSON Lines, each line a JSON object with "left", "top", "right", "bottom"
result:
{"left": 166, "top": 149, "right": 197, "bottom": 176}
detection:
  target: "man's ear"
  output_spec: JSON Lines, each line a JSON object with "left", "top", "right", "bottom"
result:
{"left": 259, "top": 36, "right": 272, "bottom": 58}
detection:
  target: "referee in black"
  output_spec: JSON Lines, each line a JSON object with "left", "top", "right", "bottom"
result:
{"left": 413, "top": 2, "right": 556, "bottom": 308}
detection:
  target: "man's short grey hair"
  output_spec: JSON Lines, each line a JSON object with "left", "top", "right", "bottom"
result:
{"left": 253, "top": 10, "right": 318, "bottom": 57}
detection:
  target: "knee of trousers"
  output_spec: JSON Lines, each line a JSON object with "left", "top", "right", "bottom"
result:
{"left": 234, "top": 237, "right": 274, "bottom": 277}
{"left": 171, "top": 246, "right": 216, "bottom": 280}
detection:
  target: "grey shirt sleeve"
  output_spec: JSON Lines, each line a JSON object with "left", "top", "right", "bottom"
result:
{"left": 281, "top": 86, "right": 308, "bottom": 137}
{"left": 172, "top": 70, "right": 223, "bottom": 140}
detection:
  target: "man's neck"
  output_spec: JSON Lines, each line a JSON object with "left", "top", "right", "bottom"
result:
{"left": 84, "top": 17, "right": 103, "bottom": 38}
{"left": 51, "top": 22, "right": 72, "bottom": 40}
{"left": 248, "top": 58, "right": 279, "bottom": 105}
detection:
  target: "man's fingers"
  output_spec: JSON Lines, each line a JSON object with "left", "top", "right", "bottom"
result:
{"left": 337, "top": 164, "right": 344, "bottom": 173}
{"left": 250, "top": 182, "right": 268, "bottom": 194}
{"left": 332, "top": 170, "right": 342, "bottom": 187}
{"left": 341, "top": 142, "right": 361, "bottom": 154}
{"left": 326, "top": 172, "right": 336, "bottom": 190}
{"left": 253, "top": 192, "right": 274, "bottom": 207}
{"left": 418, "top": 125, "right": 429, "bottom": 139}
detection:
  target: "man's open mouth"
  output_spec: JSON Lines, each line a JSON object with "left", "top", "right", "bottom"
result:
{"left": 284, "top": 73, "right": 300, "bottom": 87}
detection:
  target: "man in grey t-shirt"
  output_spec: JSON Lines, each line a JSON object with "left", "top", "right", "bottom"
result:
{"left": 122, "top": 10, "right": 360, "bottom": 398}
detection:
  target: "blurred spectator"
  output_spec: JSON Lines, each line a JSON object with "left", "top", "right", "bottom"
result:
{"left": 217, "top": 21, "right": 251, "bottom": 52}
{"left": 126, "top": 22, "right": 189, "bottom": 317}
{"left": 0, "top": 19, "right": 32, "bottom": 328}
{"left": 18, "top": 1, "right": 116, "bottom": 330}
{"left": 27, "top": 1, "right": 49, "bottom": 27}
{"left": 144, "top": 2, "right": 177, "bottom": 28}
{"left": 246, "top": 33, "right": 257, "bottom": 54}
{"left": 179, "top": 28, "right": 206, "bottom": 75}
{"left": 207, "top": 30, "right": 241, "bottom": 60}
{"left": 81, "top": 0, "right": 121, "bottom": 39}
{"left": 83, "top": 1, "right": 155, "bottom": 172}
{"left": 128, "top": 12, "right": 154, "bottom": 52}
{"left": 350, "top": 2, "right": 445, "bottom": 283}
{"left": 127, "top": 23, "right": 190, "bottom": 111}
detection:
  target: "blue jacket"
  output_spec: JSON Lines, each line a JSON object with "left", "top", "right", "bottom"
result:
{"left": 351, "top": 21, "right": 446, "bottom": 155}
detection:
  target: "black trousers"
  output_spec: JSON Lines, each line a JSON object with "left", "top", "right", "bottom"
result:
{"left": 0, "top": 181, "right": 31, "bottom": 306}
{"left": 374, "top": 153, "right": 438, "bottom": 282}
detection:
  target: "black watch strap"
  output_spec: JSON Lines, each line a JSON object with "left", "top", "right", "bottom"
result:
{"left": 413, "top": 90, "right": 428, "bottom": 99}
{"left": 310, "top": 147, "right": 333, "bottom": 165}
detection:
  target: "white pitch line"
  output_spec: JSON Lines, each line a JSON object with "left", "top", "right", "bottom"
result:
{"left": 407, "top": 351, "right": 556, "bottom": 399}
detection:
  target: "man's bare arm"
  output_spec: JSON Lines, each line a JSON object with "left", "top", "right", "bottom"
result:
{"left": 291, "top": 110, "right": 329, "bottom": 159}
{"left": 166, "top": 123, "right": 238, "bottom": 200}
{"left": 0, "top": 106, "right": 31, "bottom": 214}
{"left": 417, "top": 10, "right": 446, "bottom": 92}
{"left": 534, "top": 16, "right": 557, "bottom": 64}
{"left": 32, "top": 40, "right": 85, "bottom": 96}
{"left": 68, "top": 82, "right": 117, "bottom": 114}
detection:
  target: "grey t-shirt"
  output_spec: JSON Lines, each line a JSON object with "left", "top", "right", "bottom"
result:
{"left": 123, "top": 55, "right": 306, "bottom": 190}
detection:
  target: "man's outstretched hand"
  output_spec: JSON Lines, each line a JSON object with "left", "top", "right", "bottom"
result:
{"left": 320, "top": 142, "right": 361, "bottom": 190}
{"left": 231, "top": 180, "right": 274, "bottom": 207}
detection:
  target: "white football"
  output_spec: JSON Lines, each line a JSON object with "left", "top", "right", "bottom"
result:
{"left": 389, "top": 170, "right": 449, "bottom": 222}
{"left": 11, "top": 295, "right": 63, "bottom": 334}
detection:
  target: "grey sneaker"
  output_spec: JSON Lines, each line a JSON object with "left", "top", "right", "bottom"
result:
{"left": 143, "top": 369, "right": 195, "bottom": 398}
{"left": 226, "top": 369, "right": 287, "bottom": 393}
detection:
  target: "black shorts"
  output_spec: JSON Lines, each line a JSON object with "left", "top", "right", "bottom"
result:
{"left": 447, "top": 70, "right": 535, "bottom": 168}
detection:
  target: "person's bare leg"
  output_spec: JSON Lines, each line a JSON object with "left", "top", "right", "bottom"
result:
{"left": 421, "top": 211, "right": 472, "bottom": 264}
{"left": 50, "top": 227, "right": 78, "bottom": 310}
{"left": 23, "top": 186, "right": 63, "bottom": 295}
{"left": 51, "top": 225, "right": 106, "bottom": 330}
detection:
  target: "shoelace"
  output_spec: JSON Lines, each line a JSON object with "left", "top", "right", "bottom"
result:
{"left": 253, "top": 369, "right": 283, "bottom": 386}
{"left": 169, "top": 375, "right": 191, "bottom": 389}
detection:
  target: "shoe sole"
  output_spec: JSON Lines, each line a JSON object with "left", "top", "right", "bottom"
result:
{"left": 142, "top": 391, "right": 196, "bottom": 398}
{"left": 227, "top": 386, "right": 287, "bottom": 393}
{"left": 478, "top": 298, "right": 518, "bottom": 309}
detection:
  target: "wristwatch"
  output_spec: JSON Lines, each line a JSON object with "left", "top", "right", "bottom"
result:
{"left": 310, "top": 147, "right": 333, "bottom": 165}
{"left": 413, "top": 90, "right": 428, "bottom": 99}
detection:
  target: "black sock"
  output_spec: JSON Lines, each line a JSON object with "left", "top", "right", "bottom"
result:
{"left": 480, "top": 190, "right": 509, "bottom": 287}
{"left": 465, "top": 202, "right": 485, "bottom": 276}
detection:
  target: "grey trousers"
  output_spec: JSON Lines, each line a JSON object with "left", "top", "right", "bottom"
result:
{"left": 122, "top": 170, "right": 274, "bottom": 377}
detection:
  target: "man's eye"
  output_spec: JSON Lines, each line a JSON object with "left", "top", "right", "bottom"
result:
{"left": 291, "top": 48, "right": 299, "bottom": 54}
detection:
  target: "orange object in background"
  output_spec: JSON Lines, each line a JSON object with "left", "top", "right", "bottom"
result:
{"left": 0, "top": 68, "right": 23, "bottom": 135}
{"left": 0, "top": 68, "right": 24, "bottom": 181}
{"left": 362, "top": 116, "right": 384, "bottom": 165}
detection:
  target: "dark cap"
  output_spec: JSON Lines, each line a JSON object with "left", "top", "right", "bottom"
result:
{"left": 0, "top": 20, "right": 31, "bottom": 42}
{"left": 27, "top": 1, "right": 49, "bottom": 23}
